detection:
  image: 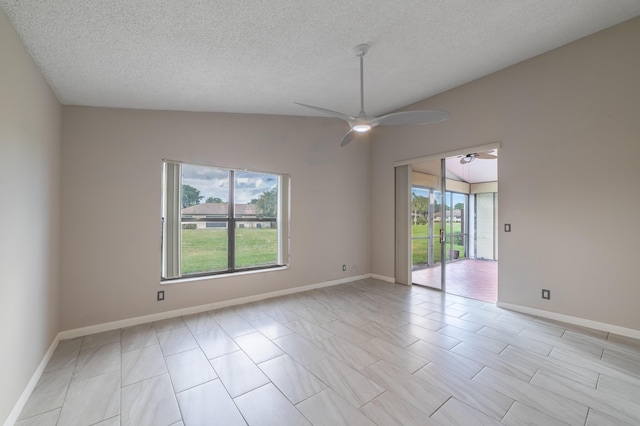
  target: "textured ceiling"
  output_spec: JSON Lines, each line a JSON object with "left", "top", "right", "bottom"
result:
{"left": 2, "top": 1, "right": 640, "bottom": 117}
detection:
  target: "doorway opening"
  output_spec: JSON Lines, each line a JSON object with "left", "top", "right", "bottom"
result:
{"left": 405, "top": 147, "right": 498, "bottom": 303}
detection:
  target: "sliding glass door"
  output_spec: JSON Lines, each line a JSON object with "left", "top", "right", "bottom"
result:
{"left": 397, "top": 143, "right": 499, "bottom": 300}
{"left": 444, "top": 192, "right": 468, "bottom": 262}
{"left": 410, "top": 162, "right": 472, "bottom": 290}
{"left": 410, "top": 159, "right": 445, "bottom": 290}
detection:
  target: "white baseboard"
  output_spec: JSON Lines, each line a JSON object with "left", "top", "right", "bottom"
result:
{"left": 59, "top": 274, "right": 368, "bottom": 340}
{"left": 6, "top": 273, "right": 414, "bottom": 424}
{"left": 367, "top": 273, "right": 395, "bottom": 283}
{"left": 4, "top": 333, "right": 61, "bottom": 426}
{"left": 8, "top": 274, "right": 371, "bottom": 425}
{"left": 498, "top": 302, "right": 640, "bottom": 340}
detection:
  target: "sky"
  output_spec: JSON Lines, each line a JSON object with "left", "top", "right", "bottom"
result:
{"left": 412, "top": 186, "right": 431, "bottom": 200}
{"left": 182, "top": 164, "right": 277, "bottom": 204}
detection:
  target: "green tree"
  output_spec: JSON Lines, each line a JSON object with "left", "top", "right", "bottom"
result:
{"left": 454, "top": 202, "right": 465, "bottom": 210}
{"left": 412, "top": 192, "right": 429, "bottom": 225}
{"left": 256, "top": 189, "right": 277, "bottom": 218}
{"left": 206, "top": 197, "right": 224, "bottom": 203}
{"left": 182, "top": 184, "right": 203, "bottom": 208}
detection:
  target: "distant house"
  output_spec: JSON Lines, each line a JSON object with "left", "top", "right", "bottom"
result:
{"left": 181, "top": 203, "right": 274, "bottom": 229}
{"left": 433, "top": 209, "right": 463, "bottom": 223}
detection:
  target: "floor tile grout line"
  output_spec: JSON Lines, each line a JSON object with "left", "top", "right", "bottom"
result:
{"left": 22, "top": 279, "right": 640, "bottom": 425}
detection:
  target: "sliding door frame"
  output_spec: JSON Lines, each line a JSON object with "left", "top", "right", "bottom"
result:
{"left": 439, "top": 158, "right": 447, "bottom": 291}
{"left": 394, "top": 165, "right": 412, "bottom": 285}
{"left": 394, "top": 142, "right": 501, "bottom": 288}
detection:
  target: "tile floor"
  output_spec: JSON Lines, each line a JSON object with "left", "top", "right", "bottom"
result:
{"left": 16, "top": 278, "right": 640, "bottom": 425}
{"left": 413, "top": 259, "right": 498, "bottom": 303}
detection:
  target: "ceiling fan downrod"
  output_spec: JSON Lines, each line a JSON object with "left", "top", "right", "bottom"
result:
{"left": 354, "top": 44, "right": 369, "bottom": 117}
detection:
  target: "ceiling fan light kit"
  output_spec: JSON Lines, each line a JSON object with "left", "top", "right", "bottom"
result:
{"left": 295, "top": 44, "right": 450, "bottom": 146}
{"left": 459, "top": 152, "right": 498, "bottom": 164}
{"left": 352, "top": 123, "right": 372, "bottom": 133}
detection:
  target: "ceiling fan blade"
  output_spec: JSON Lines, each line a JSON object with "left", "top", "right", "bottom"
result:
{"left": 476, "top": 153, "right": 497, "bottom": 159}
{"left": 340, "top": 130, "right": 357, "bottom": 147}
{"left": 376, "top": 110, "right": 450, "bottom": 126}
{"left": 294, "top": 102, "right": 355, "bottom": 123}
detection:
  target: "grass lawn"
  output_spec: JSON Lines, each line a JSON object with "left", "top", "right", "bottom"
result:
{"left": 182, "top": 224, "right": 464, "bottom": 275}
{"left": 412, "top": 223, "right": 465, "bottom": 266}
{"left": 181, "top": 228, "right": 278, "bottom": 275}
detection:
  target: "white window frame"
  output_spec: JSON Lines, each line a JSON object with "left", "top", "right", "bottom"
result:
{"left": 162, "top": 160, "right": 290, "bottom": 281}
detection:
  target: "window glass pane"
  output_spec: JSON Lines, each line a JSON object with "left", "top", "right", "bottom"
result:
{"left": 433, "top": 191, "right": 443, "bottom": 264}
{"left": 235, "top": 171, "right": 278, "bottom": 219}
{"left": 162, "top": 160, "right": 287, "bottom": 280}
{"left": 234, "top": 221, "right": 278, "bottom": 269}
{"left": 452, "top": 193, "right": 465, "bottom": 231}
{"left": 450, "top": 193, "right": 467, "bottom": 259}
{"left": 431, "top": 223, "right": 442, "bottom": 265}
{"left": 411, "top": 186, "right": 430, "bottom": 267}
{"left": 411, "top": 186, "right": 429, "bottom": 234}
{"left": 182, "top": 164, "right": 229, "bottom": 216}
{"left": 181, "top": 222, "right": 228, "bottom": 274}
{"left": 181, "top": 164, "right": 230, "bottom": 275}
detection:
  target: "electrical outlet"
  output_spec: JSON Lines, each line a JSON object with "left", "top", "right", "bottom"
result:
{"left": 157, "top": 290, "right": 165, "bottom": 301}
{"left": 542, "top": 289, "right": 550, "bottom": 300}
{"left": 504, "top": 224, "right": 511, "bottom": 232}
{"left": 342, "top": 264, "right": 347, "bottom": 271}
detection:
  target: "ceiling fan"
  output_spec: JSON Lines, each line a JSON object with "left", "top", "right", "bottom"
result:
{"left": 459, "top": 152, "right": 498, "bottom": 164}
{"left": 295, "top": 44, "right": 451, "bottom": 147}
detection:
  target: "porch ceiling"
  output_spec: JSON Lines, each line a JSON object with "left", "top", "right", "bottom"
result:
{"left": 412, "top": 150, "right": 498, "bottom": 184}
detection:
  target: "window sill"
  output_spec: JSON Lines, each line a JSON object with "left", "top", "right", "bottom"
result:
{"left": 161, "top": 265, "right": 288, "bottom": 285}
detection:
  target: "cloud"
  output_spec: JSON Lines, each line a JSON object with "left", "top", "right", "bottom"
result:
{"left": 182, "top": 164, "right": 277, "bottom": 204}
{"left": 183, "top": 165, "right": 228, "bottom": 181}
{"left": 234, "top": 171, "right": 277, "bottom": 203}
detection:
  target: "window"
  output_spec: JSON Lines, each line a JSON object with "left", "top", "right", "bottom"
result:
{"left": 411, "top": 185, "right": 468, "bottom": 266}
{"left": 444, "top": 191, "right": 468, "bottom": 261}
{"left": 162, "top": 161, "right": 289, "bottom": 280}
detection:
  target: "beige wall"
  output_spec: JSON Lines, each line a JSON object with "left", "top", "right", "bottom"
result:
{"left": 371, "top": 17, "right": 640, "bottom": 330}
{"left": 470, "top": 182, "right": 498, "bottom": 193}
{"left": 3, "top": 10, "right": 640, "bottom": 421}
{"left": 0, "top": 10, "right": 61, "bottom": 423}
{"left": 60, "top": 107, "right": 371, "bottom": 330}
